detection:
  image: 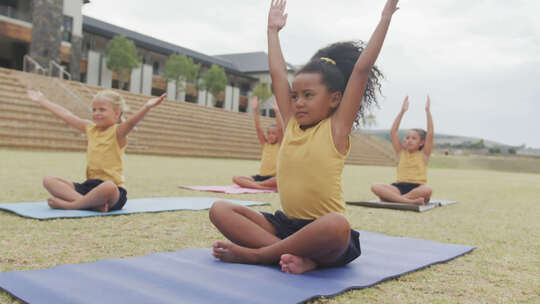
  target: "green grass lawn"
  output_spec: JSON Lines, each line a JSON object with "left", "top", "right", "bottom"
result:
{"left": 1, "top": 149, "right": 539, "bottom": 303}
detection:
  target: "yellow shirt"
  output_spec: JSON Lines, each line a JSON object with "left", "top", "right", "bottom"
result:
{"left": 396, "top": 150, "right": 427, "bottom": 184}
{"left": 86, "top": 124, "right": 126, "bottom": 187}
{"left": 259, "top": 142, "right": 280, "bottom": 176}
{"left": 277, "top": 118, "right": 349, "bottom": 220}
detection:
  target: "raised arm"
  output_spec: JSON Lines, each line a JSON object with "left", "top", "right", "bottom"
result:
{"left": 251, "top": 96, "right": 267, "bottom": 145}
{"left": 268, "top": 0, "right": 293, "bottom": 125}
{"left": 422, "top": 95, "right": 434, "bottom": 160}
{"left": 271, "top": 101, "right": 284, "bottom": 139}
{"left": 332, "top": 0, "right": 399, "bottom": 144}
{"left": 116, "top": 93, "right": 166, "bottom": 144}
{"left": 27, "top": 90, "right": 90, "bottom": 132}
{"left": 391, "top": 96, "right": 408, "bottom": 155}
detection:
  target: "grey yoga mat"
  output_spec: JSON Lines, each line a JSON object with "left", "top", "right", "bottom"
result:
{"left": 0, "top": 197, "right": 268, "bottom": 219}
{"left": 347, "top": 199, "right": 456, "bottom": 212}
{"left": 0, "top": 231, "right": 475, "bottom": 304}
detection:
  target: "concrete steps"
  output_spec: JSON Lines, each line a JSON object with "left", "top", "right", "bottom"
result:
{"left": 0, "top": 68, "right": 397, "bottom": 166}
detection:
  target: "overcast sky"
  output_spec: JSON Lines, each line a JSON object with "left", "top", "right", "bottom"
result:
{"left": 84, "top": 0, "right": 540, "bottom": 148}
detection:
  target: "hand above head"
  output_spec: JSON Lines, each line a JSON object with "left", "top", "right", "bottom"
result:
{"left": 425, "top": 95, "right": 431, "bottom": 112}
{"left": 250, "top": 96, "right": 259, "bottom": 109}
{"left": 271, "top": 100, "right": 279, "bottom": 112}
{"left": 401, "top": 96, "right": 409, "bottom": 112}
{"left": 381, "top": 0, "right": 399, "bottom": 20}
{"left": 145, "top": 93, "right": 167, "bottom": 108}
{"left": 268, "top": 0, "right": 288, "bottom": 32}
{"left": 27, "top": 90, "right": 45, "bottom": 103}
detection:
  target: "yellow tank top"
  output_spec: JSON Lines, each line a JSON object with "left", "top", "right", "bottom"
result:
{"left": 277, "top": 118, "right": 349, "bottom": 220}
{"left": 86, "top": 124, "right": 126, "bottom": 187}
{"left": 396, "top": 150, "right": 427, "bottom": 184}
{"left": 259, "top": 142, "right": 280, "bottom": 176}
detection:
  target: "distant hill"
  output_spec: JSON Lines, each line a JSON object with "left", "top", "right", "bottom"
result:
{"left": 358, "top": 129, "right": 515, "bottom": 149}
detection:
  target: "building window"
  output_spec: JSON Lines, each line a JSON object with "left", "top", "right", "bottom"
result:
{"left": 152, "top": 62, "right": 159, "bottom": 75}
{"left": 63, "top": 15, "right": 73, "bottom": 42}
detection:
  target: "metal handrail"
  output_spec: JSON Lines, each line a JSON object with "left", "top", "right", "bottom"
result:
{"left": 23, "top": 55, "right": 47, "bottom": 75}
{"left": 49, "top": 60, "right": 71, "bottom": 80}
{"left": 52, "top": 78, "right": 91, "bottom": 114}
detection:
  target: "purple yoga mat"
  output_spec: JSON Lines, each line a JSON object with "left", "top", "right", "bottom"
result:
{"left": 0, "top": 231, "right": 474, "bottom": 303}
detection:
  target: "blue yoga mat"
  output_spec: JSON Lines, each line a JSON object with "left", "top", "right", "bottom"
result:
{"left": 0, "top": 231, "right": 475, "bottom": 304}
{"left": 0, "top": 197, "right": 268, "bottom": 220}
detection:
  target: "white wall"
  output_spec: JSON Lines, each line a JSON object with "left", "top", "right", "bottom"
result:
{"left": 63, "top": 0, "right": 83, "bottom": 37}
{"left": 141, "top": 64, "right": 152, "bottom": 96}
{"left": 100, "top": 58, "right": 112, "bottom": 88}
{"left": 130, "top": 67, "right": 142, "bottom": 94}
{"left": 232, "top": 87, "right": 240, "bottom": 112}
{"left": 224, "top": 86, "right": 233, "bottom": 111}
{"left": 86, "top": 50, "right": 100, "bottom": 86}
{"left": 166, "top": 80, "right": 176, "bottom": 101}
{"left": 197, "top": 90, "right": 207, "bottom": 106}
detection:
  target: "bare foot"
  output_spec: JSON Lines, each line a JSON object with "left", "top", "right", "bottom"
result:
{"left": 92, "top": 203, "right": 109, "bottom": 213}
{"left": 279, "top": 254, "right": 317, "bottom": 274}
{"left": 412, "top": 198, "right": 425, "bottom": 205}
{"left": 212, "top": 241, "right": 259, "bottom": 264}
{"left": 47, "top": 198, "right": 62, "bottom": 209}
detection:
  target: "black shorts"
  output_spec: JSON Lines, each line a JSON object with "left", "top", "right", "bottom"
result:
{"left": 392, "top": 182, "right": 421, "bottom": 195}
{"left": 73, "top": 179, "right": 127, "bottom": 211}
{"left": 251, "top": 175, "right": 274, "bottom": 182}
{"left": 262, "top": 210, "right": 361, "bottom": 267}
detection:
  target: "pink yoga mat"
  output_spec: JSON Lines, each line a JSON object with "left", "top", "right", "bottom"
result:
{"left": 179, "top": 185, "right": 277, "bottom": 194}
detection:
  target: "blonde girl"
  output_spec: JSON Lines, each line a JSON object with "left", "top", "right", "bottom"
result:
{"left": 232, "top": 96, "right": 283, "bottom": 190}
{"left": 27, "top": 89, "right": 166, "bottom": 212}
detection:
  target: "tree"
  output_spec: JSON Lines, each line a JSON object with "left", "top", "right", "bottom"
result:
{"left": 471, "top": 139, "right": 485, "bottom": 150}
{"left": 105, "top": 35, "right": 141, "bottom": 90}
{"left": 165, "top": 53, "right": 200, "bottom": 101}
{"left": 252, "top": 82, "right": 272, "bottom": 103}
{"left": 508, "top": 148, "right": 516, "bottom": 154}
{"left": 200, "top": 64, "right": 227, "bottom": 107}
{"left": 362, "top": 113, "right": 377, "bottom": 128}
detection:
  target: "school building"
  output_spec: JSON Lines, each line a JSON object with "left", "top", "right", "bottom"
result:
{"left": 0, "top": 0, "right": 296, "bottom": 113}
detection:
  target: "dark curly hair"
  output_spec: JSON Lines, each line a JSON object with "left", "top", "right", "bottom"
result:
{"left": 297, "top": 41, "right": 383, "bottom": 127}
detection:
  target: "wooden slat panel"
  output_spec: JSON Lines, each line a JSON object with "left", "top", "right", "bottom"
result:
{"left": 0, "top": 20, "right": 32, "bottom": 42}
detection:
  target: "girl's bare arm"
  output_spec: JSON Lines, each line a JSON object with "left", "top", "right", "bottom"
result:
{"left": 332, "top": 0, "right": 399, "bottom": 151}
{"left": 268, "top": 0, "right": 293, "bottom": 125}
{"left": 27, "top": 90, "right": 91, "bottom": 132}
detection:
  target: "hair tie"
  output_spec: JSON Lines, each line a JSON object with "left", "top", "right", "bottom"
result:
{"left": 320, "top": 57, "right": 336, "bottom": 65}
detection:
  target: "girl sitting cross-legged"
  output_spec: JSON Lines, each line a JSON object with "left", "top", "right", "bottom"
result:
{"left": 27, "top": 89, "right": 166, "bottom": 212}
{"left": 232, "top": 96, "right": 283, "bottom": 190}
{"left": 209, "top": 0, "right": 399, "bottom": 274}
{"left": 371, "top": 95, "right": 434, "bottom": 205}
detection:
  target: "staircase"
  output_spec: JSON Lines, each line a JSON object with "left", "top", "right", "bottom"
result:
{"left": 0, "top": 67, "right": 396, "bottom": 165}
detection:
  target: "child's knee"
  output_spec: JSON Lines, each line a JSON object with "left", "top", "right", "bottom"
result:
{"left": 209, "top": 200, "right": 232, "bottom": 222}
{"left": 321, "top": 213, "right": 350, "bottom": 242}
{"left": 101, "top": 181, "right": 118, "bottom": 196}
{"left": 42, "top": 176, "right": 56, "bottom": 188}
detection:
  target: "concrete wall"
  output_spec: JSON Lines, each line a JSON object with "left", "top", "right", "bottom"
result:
{"left": 197, "top": 89, "right": 207, "bottom": 106}
{"left": 62, "top": 0, "right": 83, "bottom": 37}
{"left": 141, "top": 64, "right": 152, "bottom": 96}
{"left": 100, "top": 56, "right": 112, "bottom": 88}
{"left": 86, "top": 50, "right": 100, "bottom": 86}
{"left": 166, "top": 80, "right": 176, "bottom": 101}
{"left": 224, "top": 85, "right": 233, "bottom": 111}
{"left": 129, "top": 67, "right": 142, "bottom": 94}
{"left": 232, "top": 87, "right": 240, "bottom": 112}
